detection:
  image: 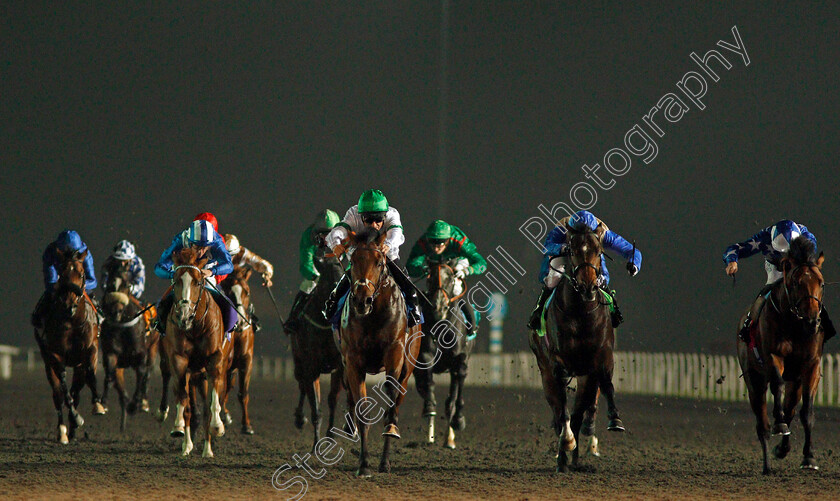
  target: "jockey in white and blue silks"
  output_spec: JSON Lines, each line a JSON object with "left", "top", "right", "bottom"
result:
{"left": 101, "top": 240, "right": 145, "bottom": 300}
{"left": 724, "top": 219, "right": 834, "bottom": 342}
{"left": 528, "top": 210, "right": 642, "bottom": 330}
{"left": 152, "top": 220, "right": 237, "bottom": 335}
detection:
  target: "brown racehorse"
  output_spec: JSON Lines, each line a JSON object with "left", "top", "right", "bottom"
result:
{"left": 162, "top": 247, "right": 231, "bottom": 457}
{"left": 290, "top": 247, "right": 345, "bottom": 451}
{"left": 738, "top": 237, "right": 826, "bottom": 474}
{"left": 220, "top": 266, "right": 256, "bottom": 434}
{"left": 529, "top": 228, "right": 623, "bottom": 473}
{"left": 413, "top": 260, "right": 475, "bottom": 449}
{"left": 35, "top": 249, "right": 104, "bottom": 444}
{"left": 340, "top": 229, "right": 422, "bottom": 477}
{"left": 99, "top": 260, "right": 161, "bottom": 431}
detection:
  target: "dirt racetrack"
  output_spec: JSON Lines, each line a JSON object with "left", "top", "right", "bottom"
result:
{"left": 2, "top": 368, "right": 840, "bottom": 501}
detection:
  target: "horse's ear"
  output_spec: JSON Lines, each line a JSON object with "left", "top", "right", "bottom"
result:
{"left": 79, "top": 249, "right": 89, "bottom": 261}
{"left": 816, "top": 251, "right": 825, "bottom": 269}
{"left": 197, "top": 256, "right": 209, "bottom": 269}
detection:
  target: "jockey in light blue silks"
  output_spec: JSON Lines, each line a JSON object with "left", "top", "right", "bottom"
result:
{"left": 152, "top": 219, "right": 237, "bottom": 335}
{"left": 724, "top": 219, "right": 835, "bottom": 342}
{"left": 527, "top": 210, "right": 642, "bottom": 330}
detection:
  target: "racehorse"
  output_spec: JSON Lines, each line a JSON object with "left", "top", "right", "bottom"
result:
{"left": 737, "top": 237, "right": 826, "bottom": 474}
{"left": 99, "top": 259, "right": 161, "bottom": 431}
{"left": 339, "top": 229, "right": 422, "bottom": 477}
{"left": 413, "top": 259, "right": 474, "bottom": 449}
{"left": 162, "top": 247, "right": 232, "bottom": 457}
{"left": 35, "top": 249, "right": 104, "bottom": 443}
{"left": 220, "top": 266, "right": 256, "bottom": 434}
{"left": 289, "top": 247, "right": 346, "bottom": 451}
{"left": 529, "top": 227, "right": 623, "bottom": 472}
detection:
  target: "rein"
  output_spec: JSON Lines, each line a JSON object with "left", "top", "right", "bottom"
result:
{"left": 350, "top": 247, "right": 390, "bottom": 303}
{"left": 775, "top": 263, "right": 825, "bottom": 322}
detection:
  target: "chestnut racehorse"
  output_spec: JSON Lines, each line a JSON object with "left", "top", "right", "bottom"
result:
{"left": 413, "top": 260, "right": 474, "bottom": 449}
{"left": 220, "top": 266, "right": 256, "bottom": 434}
{"left": 529, "top": 227, "right": 623, "bottom": 473}
{"left": 290, "top": 247, "right": 346, "bottom": 451}
{"left": 738, "top": 237, "right": 826, "bottom": 474}
{"left": 35, "top": 249, "right": 104, "bottom": 444}
{"left": 162, "top": 247, "right": 232, "bottom": 457}
{"left": 339, "top": 229, "right": 422, "bottom": 477}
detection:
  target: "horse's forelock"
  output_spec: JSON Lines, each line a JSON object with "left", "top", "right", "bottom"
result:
{"left": 788, "top": 236, "right": 818, "bottom": 265}
{"left": 174, "top": 246, "right": 198, "bottom": 265}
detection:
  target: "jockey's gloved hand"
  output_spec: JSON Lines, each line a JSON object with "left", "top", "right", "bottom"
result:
{"left": 455, "top": 269, "right": 467, "bottom": 280}
{"left": 626, "top": 262, "right": 638, "bottom": 276}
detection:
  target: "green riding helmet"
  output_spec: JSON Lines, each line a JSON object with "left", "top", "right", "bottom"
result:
{"left": 313, "top": 209, "right": 340, "bottom": 233}
{"left": 358, "top": 189, "right": 389, "bottom": 214}
{"left": 425, "top": 220, "right": 452, "bottom": 240}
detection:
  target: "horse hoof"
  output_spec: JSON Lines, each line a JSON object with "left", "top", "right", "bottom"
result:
{"left": 58, "top": 425, "right": 69, "bottom": 445}
{"left": 773, "top": 444, "right": 790, "bottom": 459}
{"left": 454, "top": 415, "right": 466, "bottom": 431}
{"left": 356, "top": 467, "right": 373, "bottom": 478}
{"left": 555, "top": 463, "right": 569, "bottom": 474}
{"left": 378, "top": 461, "right": 391, "bottom": 474}
{"left": 140, "top": 399, "right": 150, "bottom": 413}
{"left": 444, "top": 441, "right": 456, "bottom": 449}
{"left": 801, "top": 458, "right": 819, "bottom": 470}
{"left": 382, "top": 424, "right": 401, "bottom": 439}
{"left": 772, "top": 423, "right": 790, "bottom": 436}
{"left": 294, "top": 413, "right": 308, "bottom": 430}
{"left": 242, "top": 425, "right": 254, "bottom": 435}
{"left": 170, "top": 426, "right": 185, "bottom": 438}
{"left": 93, "top": 402, "right": 107, "bottom": 416}
{"left": 155, "top": 407, "right": 169, "bottom": 423}
{"left": 74, "top": 414, "right": 85, "bottom": 427}
{"left": 211, "top": 424, "right": 225, "bottom": 438}
{"left": 607, "top": 418, "right": 625, "bottom": 432}
{"left": 223, "top": 412, "right": 233, "bottom": 426}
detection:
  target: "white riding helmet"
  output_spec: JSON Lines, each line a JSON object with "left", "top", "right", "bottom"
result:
{"left": 112, "top": 240, "right": 136, "bottom": 260}
{"left": 225, "top": 234, "right": 241, "bottom": 255}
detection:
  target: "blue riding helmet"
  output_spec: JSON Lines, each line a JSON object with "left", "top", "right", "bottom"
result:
{"left": 187, "top": 220, "right": 216, "bottom": 246}
{"left": 56, "top": 230, "right": 83, "bottom": 252}
{"left": 770, "top": 220, "right": 802, "bottom": 253}
{"left": 569, "top": 211, "right": 599, "bottom": 232}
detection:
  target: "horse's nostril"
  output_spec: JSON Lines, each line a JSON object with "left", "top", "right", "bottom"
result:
{"left": 365, "top": 297, "right": 373, "bottom": 305}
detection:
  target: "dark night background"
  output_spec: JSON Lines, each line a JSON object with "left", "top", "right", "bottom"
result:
{"left": 2, "top": 2, "right": 838, "bottom": 356}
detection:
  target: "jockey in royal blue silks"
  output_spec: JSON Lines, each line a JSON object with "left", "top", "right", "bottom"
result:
{"left": 32, "top": 230, "right": 99, "bottom": 328}
{"left": 152, "top": 219, "right": 237, "bottom": 335}
{"left": 527, "top": 210, "right": 642, "bottom": 330}
{"left": 724, "top": 219, "right": 835, "bottom": 342}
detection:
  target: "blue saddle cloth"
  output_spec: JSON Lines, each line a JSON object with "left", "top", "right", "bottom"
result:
{"left": 330, "top": 291, "right": 423, "bottom": 330}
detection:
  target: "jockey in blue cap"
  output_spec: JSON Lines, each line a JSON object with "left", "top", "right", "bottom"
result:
{"left": 528, "top": 210, "right": 642, "bottom": 330}
{"left": 724, "top": 219, "right": 834, "bottom": 342}
{"left": 32, "top": 230, "right": 99, "bottom": 328}
{"left": 152, "top": 219, "right": 237, "bottom": 334}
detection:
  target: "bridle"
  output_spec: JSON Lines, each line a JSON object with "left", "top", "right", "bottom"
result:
{"left": 172, "top": 264, "right": 210, "bottom": 325}
{"left": 550, "top": 235, "right": 609, "bottom": 314}
{"left": 350, "top": 247, "right": 389, "bottom": 303}
{"left": 428, "top": 262, "right": 465, "bottom": 307}
{"left": 774, "top": 262, "right": 825, "bottom": 322}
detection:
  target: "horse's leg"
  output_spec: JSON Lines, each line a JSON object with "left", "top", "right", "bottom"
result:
{"left": 345, "top": 361, "right": 371, "bottom": 477}
{"left": 414, "top": 366, "right": 436, "bottom": 443}
{"left": 155, "top": 349, "right": 171, "bottom": 423}
{"left": 570, "top": 375, "right": 599, "bottom": 468}
{"left": 774, "top": 380, "right": 801, "bottom": 460}
{"left": 325, "top": 369, "right": 342, "bottom": 439}
{"left": 238, "top": 349, "right": 254, "bottom": 434}
{"left": 307, "top": 377, "right": 322, "bottom": 452}
{"left": 129, "top": 354, "right": 149, "bottom": 415}
{"left": 67, "top": 368, "right": 86, "bottom": 440}
{"left": 551, "top": 364, "right": 574, "bottom": 473}
{"left": 598, "top": 365, "right": 624, "bottom": 432}
{"left": 443, "top": 367, "right": 459, "bottom": 449}
{"left": 744, "top": 368, "right": 771, "bottom": 474}
{"left": 580, "top": 387, "right": 601, "bottom": 457}
{"left": 799, "top": 363, "right": 820, "bottom": 470}
{"left": 768, "top": 354, "right": 789, "bottom": 436}
{"left": 141, "top": 336, "right": 158, "bottom": 413}
{"left": 181, "top": 378, "right": 194, "bottom": 456}
{"left": 452, "top": 354, "right": 468, "bottom": 431}
{"left": 45, "top": 361, "right": 69, "bottom": 444}
{"left": 294, "top": 380, "right": 309, "bottom": 429}
{"left": 204, "top": 353, "right": 227, "bottom": 457}
{"left": 169, "top": 354, "right": 190, "bottom": 449}
{"left": 114, "top": 368, "right": 128, "bottom": 433}
{"left": 223, "top": 365, "right": 235, "bottom": 426}
{"left": 100, "top": 354, "right": 114, "bottom": 412}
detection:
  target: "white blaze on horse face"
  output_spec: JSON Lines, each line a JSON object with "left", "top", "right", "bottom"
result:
{"left": 175, "top": 272, "right": 194, "bottom": 324}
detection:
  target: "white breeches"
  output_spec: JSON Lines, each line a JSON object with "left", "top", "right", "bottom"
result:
{"left": 300, "top": 278, "right": 318, "bottom": 294}
{"left": 765, "top": 260, "right": 783, "bottom": 285}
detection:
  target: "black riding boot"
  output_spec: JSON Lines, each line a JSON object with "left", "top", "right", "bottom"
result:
{"left": 249, "top": 303, "right": 261, "bottom": 333}
{"left": 387, "top": 259, "right": 422, "bottom": 327}
{"left": 153, "top": 294, "right": 174, "bottom": 335}
{"left": 822, "top": 307, "right": 836, "bottom": 343}
{"left": 527, "top": 286, "right": 553, "bottom": 330}
{"left": 739, "top": 284, "right": 774, "bottom": 342}
{"left": 606, "top": 289, "right": 624, "bottom": 328}
{"left": 323, "top": 273, "right": 351, "bottom": 322}
{"left": 283, "top": 291, "right": 309, "bottom": 334}
{"left": 460, "top": 300, "right": 477, "bottom": 337}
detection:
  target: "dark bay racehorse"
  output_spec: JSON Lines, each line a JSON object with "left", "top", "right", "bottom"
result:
{"left": 35, "top": 249, "right": 103, "bottom": 443}
{"left": 340, "top": 229, "right": 422, "bottom": 477}
{"left": 529, "top": 228, "right": 623, "bottom": 472}
{"left": 290, "top": 248, "right": 346, "bottom": 451}
{"left": 413, "top": 260, "right": 474, "bottom": 449}
{"left": 220, "top": 266, "right": 256, "bottom": 434}
{"left": 162, "top": 248, "right": 232, "bottom": 457}
{"left": 738, "top": 237, "right": 826, "bottom": 474}
{"left": 99, "top": 259, "right": 161, "bottom": 431}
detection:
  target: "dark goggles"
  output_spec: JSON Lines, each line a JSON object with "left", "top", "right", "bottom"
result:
{"left": 428, "top": 238, "right": 448, "bottom": 246}
{"left": 361, "top": 213, "right": 385, "bottom": 224}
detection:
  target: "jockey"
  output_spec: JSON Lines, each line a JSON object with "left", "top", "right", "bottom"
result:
{"left": 224, "top": 233, "right": 274, "bottom": 333}
{"left": 100, "top": 240, "right": 145, "bottom": 300}
{"left": 32, "top": 230, "right": 98, "bottom": 327}
{"left": 194, "top": 212, "right": 228, "bottom": 283}
{"left": 724, "top": 219, "right": 835, "bottom": 342}
{"left": 152, "top": 219, "right": 236, "bottom": 334}
{"left": 527, "top": 210, "right": 642, "bottom": 330}
{"left": 323, "top": 189, "right": 422, "bottom": 326}
{"left": 406, "top": 219, "right": 487, "bottom": 336}
{"left": 283, "top": 209, "right": 341, "bottom": 334}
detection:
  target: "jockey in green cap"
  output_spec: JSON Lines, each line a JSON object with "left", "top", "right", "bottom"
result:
{"left": 406, "top": 220, "right": 487, "bottom": 336}
{"left": 322, "top": 189, "right": 423, "bottom": 326}
{"left": 284, "top": 209, "right": 341, "bottom": 334}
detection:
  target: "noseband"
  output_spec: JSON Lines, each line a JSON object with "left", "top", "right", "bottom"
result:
{"left": 350, "top": 247, "right": 388, "bottom": 303}
{"left": 172, "top": 264, "right": 208, "bottom": 323}
{"left": 780, "top": 263, "right": 824, "bottom": 322}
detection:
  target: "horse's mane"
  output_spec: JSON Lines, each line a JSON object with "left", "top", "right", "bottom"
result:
{"left": 354, "top": 227, "right": 382, "bottom": 246}
{"left": 787, "top": 236, "right": 817, "bottom": 264}
{"left": 174, "top": 247, "right": 198, "bottom": 265}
